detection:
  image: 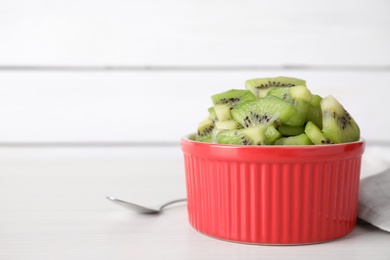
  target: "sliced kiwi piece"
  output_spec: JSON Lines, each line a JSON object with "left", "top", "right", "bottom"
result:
{"left": 274, "top": 133, "right": 313, "bottom": 145}
{"left": 245, "top": 76, "right": 306, "bottom": 98}
{"left": 211, "top": 128, "right": 226, "bottom": 143}
{"left": 306, "top": 103, "right": 322, "bottom": 129}
{"left": 321, "top": 95, "right": 360, "bottom": 144}
{"left": 231, "top": 95, "right": 295, "bottom": 128}
{"left": 188, "top": 133, "right": 197, "bottom": 141}
{"left": 195, "top": 116, "right": 214, "bottom": 142}
{"left": 305, "top": 94, "right": 323, "bottom": 128}
{"left": 211, "top": 89, "right": 256, "bottom": 106}
{"left": 290, "top": 85, "right": 313, "bottom": 103}
{"left": 311, "top": 94, "right": 323, "bottom": 107}
{"left": 213, "top": 104, "right": 232, "bottom": 121}
{"left": 214, "top": 125, "right": 281, "bottom": 145}
{"left": 266, "top": 85, "right": 313, "bottom": 126}
{"left": 207, "top": 107, "right": 218, "bottom": 123}
{"left": 215, "top": 120, "right": 241, "bottom": 130}
{"left": 305, "top": 121, "right": 332, "bottom": 144}
{"left": 278, "top": 124, "right": 305, "bottom": 136}
{"left": 211, "top": 89, "right": 256, "bottom": 121}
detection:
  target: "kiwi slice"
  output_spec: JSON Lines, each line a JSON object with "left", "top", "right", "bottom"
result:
{"left": 195, "top": 77, "right": 361, "bottom": 146}
{"left": 212, "top": 119, "right": 243, "bottom": 143}
{"left": 195, "top": 116, "right": 214, "bottom": 142}
{"left": 305, "top": 94, "right": 323, "bottom": 128}
{"left": 231, "top": 95, "right": 295, "bottom": 128}
{"left": 245, "top": 76, "right": 306, "bottom": 98}
{"left": 211, "top": 89, "right": 256, "bottom": 121}
{"left": 274, "top": 133, "right": 313, "bottom": 145}
{"left": 306, "top": 103, "right": 322, "bottom": 129}
{"left": 214, "top": 125, "right": 281, "bottom": 145}
{"left": 211, "top": 89, "right": 256, "bottom": 106}
{"left": 321, "top": 95, "right": 360, "bottom": 143}
{"left": 215, "top": 120, "right": 241, "bottom": 130}
{"left": 207, "top": 107, "right": 218, "bottom": 123}
{"left": 311, "top": 94, "right": 323, "bottom": 107}
{"left": 278, "top": 124, "right": 305, "bottom": 136}
{"left": 213, "top": 104, "right": 232, "bottom": 121}
{"left": 305, "top": 121, "right": 332, "bottom": 144}
{"left": 266, "top": 85, "right": 313, "bottom": 126}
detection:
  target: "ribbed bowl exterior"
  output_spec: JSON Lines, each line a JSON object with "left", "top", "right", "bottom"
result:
{"left": 181, "top": 137, "right": 365, "bottom": 245}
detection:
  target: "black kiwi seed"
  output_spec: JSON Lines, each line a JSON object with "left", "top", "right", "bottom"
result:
{"left": 242, "top": 112, "right": 273, "bottom": 126}
{"left": 220, "top": 97, "right": 241, "bottom": 104}
{"left": 330, "top": 110, "right": 352, "bottom": 130}
{"left": 199, "top": 125, "right": 214, "bottom": 136}
{"left": 346, "top": 112, "right": 352, "bottom": 120}
{"left": 241, "top": 136, "right": 250, "bottom": 145}
{"left": 330, "top": 110, "right": 353, "bottom": 130}
{"left": 338, "top": 115, "right": 352, "bottom": 130}
{"left": 321, "top": 138, "right": 333, "bottom": 144}
{"left": 255, "top": 81, "right": 296, "bottom": 89}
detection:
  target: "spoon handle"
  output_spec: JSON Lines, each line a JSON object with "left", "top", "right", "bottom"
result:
{"left": 107, "top": 196, "right": 187, "bottom": 214}
{"left": 159, "top": 198, "right": 187, "bottom": 211}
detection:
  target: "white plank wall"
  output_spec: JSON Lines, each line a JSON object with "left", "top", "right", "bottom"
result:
{"left": 1, "top": 0, "right": 389, "bottom": 66}
{"left": 0, "top": 0, "right": 389, "bottom": 143}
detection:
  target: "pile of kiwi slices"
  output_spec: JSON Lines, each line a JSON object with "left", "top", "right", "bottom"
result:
{"left": 195, "top": 76, "right": 360, "bottom": 145}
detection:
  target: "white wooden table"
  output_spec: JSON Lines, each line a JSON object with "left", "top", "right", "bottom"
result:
{"left": 1, "top": 144, "right": 389, "bottom": 260}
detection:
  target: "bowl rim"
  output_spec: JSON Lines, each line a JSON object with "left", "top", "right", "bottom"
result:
{"left": 181, "top": 133, "right": 365, "bottom": 149}
{"left": 181, "top": 134, "right": 365, "bottom": 162}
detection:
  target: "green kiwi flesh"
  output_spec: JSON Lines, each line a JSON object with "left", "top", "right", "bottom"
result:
{"left": 305, "top": 121, "right": 332, "bottom": 144}
{"left": 194, "top": 77, "right": 360, "bottom": 146}
{"left": 304, "top": 94, "right": 323, "bottom": 128}
{"left": 211, "top": 89, "right": 256, "bottom": 106}
{"left": 321, "top": 95, "right": 360, "bottom": 143}
{"left": 278, "top": 124, "right": 305, "bottom": 136}
{"left": 245, "top": 76, "right": 306, "bottom": 98}
{"left": 214, "top": 125, "right": 281, "bottom": 145}
{"left": 211, "top": 89, "right": 256, "bottom": 122}
{"left": 195, "top": 116, "right": 214, "bottom": 142}
{"left": 311, "top": 94, "right": 323, "bottom": 107}
{"left": 275, "top": 133, "right": 313, "bottom": 145}
{"left": 207, "top": 107, "right": 218, "bottom": 123}
{"left": 231, "top": 95, "right": 295, "bottom": 128}
{"left": 215, "top": 120, "right": 241, "bottom": 130}
{"left": 214, "top": 104, "right": 232, "bottom": 121}
{"left": 266, "top": 86, "right": 312, "bottom": 126}
{"left": 306, "top": 103, "right": 323, "bottom": 129}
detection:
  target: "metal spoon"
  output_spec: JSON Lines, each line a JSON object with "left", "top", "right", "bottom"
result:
{"left": 106, "top": 196, "right": 187, "bottom": 214}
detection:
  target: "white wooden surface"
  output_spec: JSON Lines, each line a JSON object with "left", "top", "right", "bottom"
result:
{"left": 0, "top": 145, "right": 390, "bottom": 260}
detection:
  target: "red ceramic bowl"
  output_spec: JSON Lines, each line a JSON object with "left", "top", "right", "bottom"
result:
{"left": 181, "top": 136, "right": 365, "bottom": 245}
